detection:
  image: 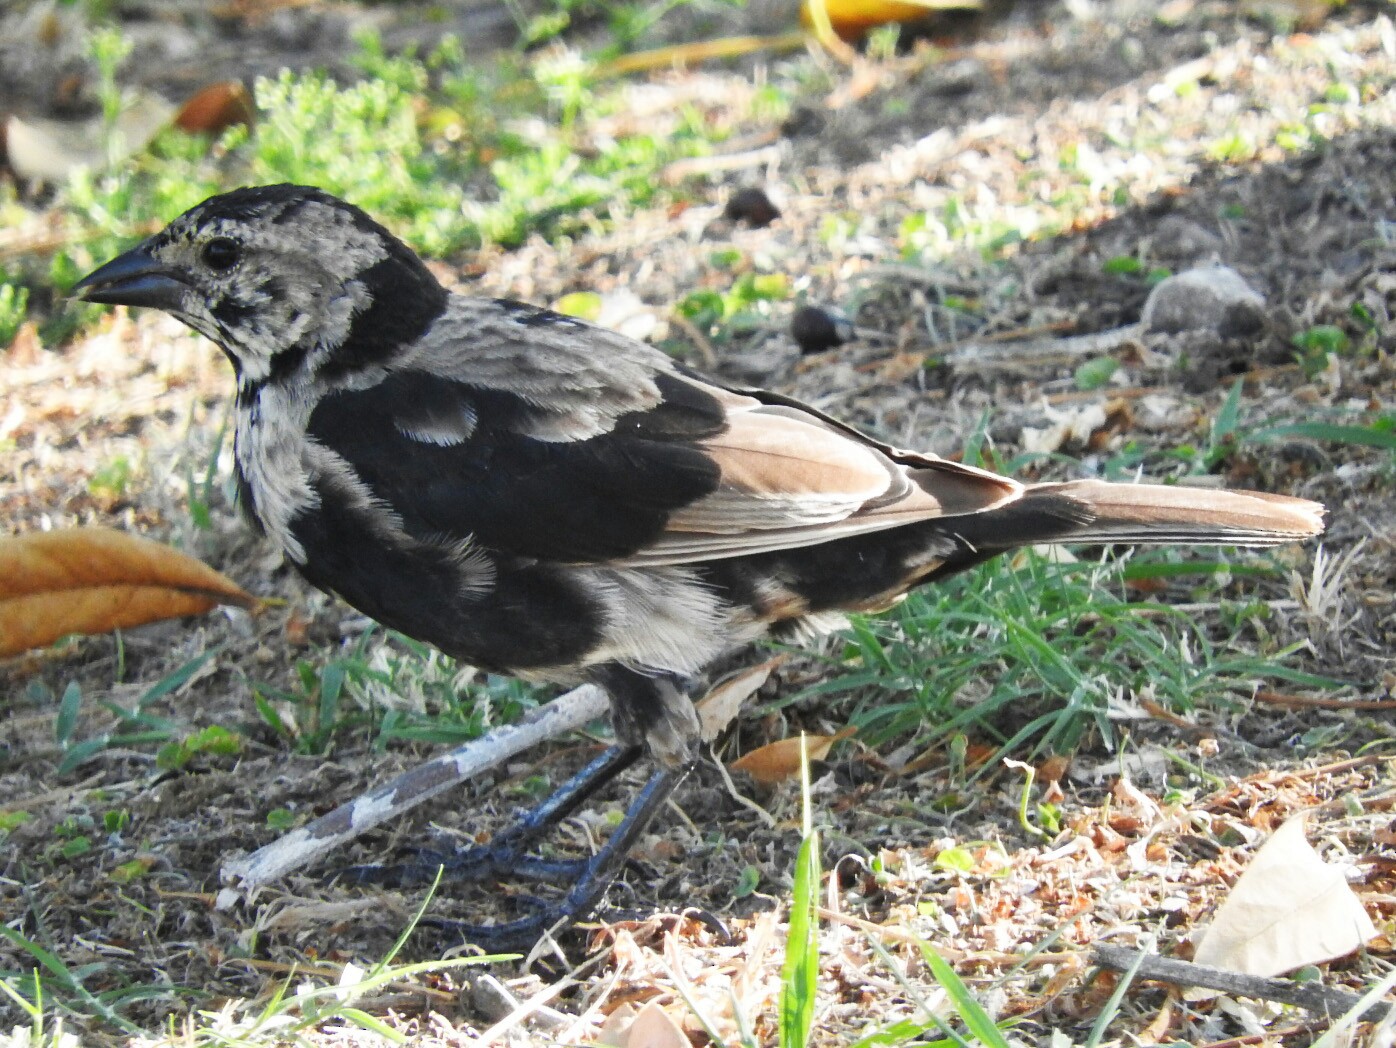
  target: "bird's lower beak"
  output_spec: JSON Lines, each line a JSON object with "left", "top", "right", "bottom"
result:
{"left": 73, "top": 245, "right": 187, "bottom": 311}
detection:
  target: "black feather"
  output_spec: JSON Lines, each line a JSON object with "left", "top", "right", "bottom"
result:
{"left": 306, "top": 370, "right": 725, "bottom": 562}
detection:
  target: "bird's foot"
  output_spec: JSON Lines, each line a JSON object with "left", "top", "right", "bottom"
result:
{"left": 339, "top": 744, "right": 642, "bottom": 889}
{"left": 426, "top": 763, "right": 688, "bottom": 950}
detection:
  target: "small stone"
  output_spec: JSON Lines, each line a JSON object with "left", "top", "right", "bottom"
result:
{"left": 1149, "top": 215, "right": 1224, "bottom": 261}
{"left": 1141, "top": 266, "right": 1266, "bottom": 336}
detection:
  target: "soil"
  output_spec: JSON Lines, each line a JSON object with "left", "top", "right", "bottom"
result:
{"left": 2, "top": 1, "right": 1395, "bottom": 1045}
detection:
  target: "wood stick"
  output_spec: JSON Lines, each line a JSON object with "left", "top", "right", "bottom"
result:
{"left": 219, "top": 684, "right": 609, "bottom": 894}
{"left": 1091, "top": 945, "right": 1390, "bottom": 1021}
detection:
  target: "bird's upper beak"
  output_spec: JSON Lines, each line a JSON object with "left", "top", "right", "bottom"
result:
{"left": 73, "top": 244, "right": 187, "bottom": 311}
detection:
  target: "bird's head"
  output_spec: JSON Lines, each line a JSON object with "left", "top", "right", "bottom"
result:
{"left": 75, "top": 184, "right": 447, "bottom": 384}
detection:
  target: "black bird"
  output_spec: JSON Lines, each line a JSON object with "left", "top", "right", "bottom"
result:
{"left": 76, "top": 184, "right": 1324, "bottom": 942}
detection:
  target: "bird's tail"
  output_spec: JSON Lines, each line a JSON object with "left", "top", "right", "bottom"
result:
{"left": 954, "top": 479, "right": 1325, "bottom": 552}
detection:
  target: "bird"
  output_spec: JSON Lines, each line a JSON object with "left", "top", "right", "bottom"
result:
{"left": 75, "top": 184, "right": 1325, "bottom": 943}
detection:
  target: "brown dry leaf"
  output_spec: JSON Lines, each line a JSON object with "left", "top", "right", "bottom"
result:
{"left": 174, "top": 81, "right": 254, "bottom": 136}
{"left": 0, "top": 527, "right": 256, "bottom": 657}
{"left": 695, "top": 655, "right": 786, "bottom": 742}
{"left": 1189, "top": 815, "right": 1376, "bottom": 992}
{"left": 730, "top": 727, "right": 856, "bottom": 784}
{"left": 612, "top": 1000, "right": 689, "bottom": 1048}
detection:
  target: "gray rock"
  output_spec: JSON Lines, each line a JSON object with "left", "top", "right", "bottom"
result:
{"left": 1150, "top": 215, "right": 1224, "bottom": 261}
{"left": 1141, "top": 266, "right": 1267, "bottom": 336}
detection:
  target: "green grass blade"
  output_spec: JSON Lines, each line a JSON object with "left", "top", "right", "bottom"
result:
{"left": 780, "top": 738, "right": 821, "bottom": 1048}
{"left": 1248, "top": 422, "right": 1396, "bottom": 451}
{"left": 917, "top": 944, "right": 1013, "bottom": 1048}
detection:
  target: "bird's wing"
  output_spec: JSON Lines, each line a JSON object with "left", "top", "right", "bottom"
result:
{"left": 306, "top": 301, "right": 1022, "bottom": 566}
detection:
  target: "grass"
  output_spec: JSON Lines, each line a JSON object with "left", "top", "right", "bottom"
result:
{"left": 779, "top": 739, "right": 822, "bottom": 1048}
{"left": 789, "top": 543, "right": 1340, "bottom": 778}
{"left": 1, "top": 23, "right": 749, "bottom": 350}
{"left": 1, "top": 870, "right": 505, "bottom": 1043}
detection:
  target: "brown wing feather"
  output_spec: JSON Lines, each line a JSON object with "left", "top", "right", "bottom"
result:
{"left": 613, "top": 378, "right": 1025, "bottom": 567}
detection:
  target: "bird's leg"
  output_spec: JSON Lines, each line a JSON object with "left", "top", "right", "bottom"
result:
{"left": 344, "top": 743, "right": 642, "bottom": 887}
{"left": 429, "top": 761, "right": 691, "bottom": 949}
{"left": 356, "top": 667, "right": 702, "bottom": 946}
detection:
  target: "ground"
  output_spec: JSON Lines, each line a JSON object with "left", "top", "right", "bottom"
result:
{"left": 2, "top": 0, "right": 1395, "bottom": 1045}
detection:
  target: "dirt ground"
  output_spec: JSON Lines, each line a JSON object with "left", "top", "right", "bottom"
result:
{"left": 3, "top": 0, "right": 1396, "bottom": 1044}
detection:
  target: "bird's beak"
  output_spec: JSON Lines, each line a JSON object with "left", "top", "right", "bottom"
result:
{"left": 73, "top": 244, "right": 187, "bottom": 311}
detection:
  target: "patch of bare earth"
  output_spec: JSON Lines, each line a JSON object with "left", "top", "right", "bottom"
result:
{"left": 3, "top": 2, "right": 1395, "bottom": 1045}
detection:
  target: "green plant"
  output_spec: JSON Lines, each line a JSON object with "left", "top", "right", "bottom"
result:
{"left": 790, "top": 542, "right": 1338, "bottom": 773}
{"left": 10, "top": 25, "right": 721, "bottom": 346}
{"left": 779, "top": 738, "right": 821, "bottom": 1048}
{"left": 53, "top": 648, "right": 222, "bottom": 774}
{"left": 0, "top": 282, "right": 29, "bottom": 348}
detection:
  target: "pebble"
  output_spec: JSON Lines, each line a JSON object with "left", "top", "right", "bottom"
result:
{"left": 1140, "top": 265, "right": 1266, "bottom": 336}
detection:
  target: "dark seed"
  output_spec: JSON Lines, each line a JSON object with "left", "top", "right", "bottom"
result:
{"left": 791, "top": 305, "right": 855, "bottom": 355}
{"left": 725, "top": 187, "right": 781, "bottom": 228}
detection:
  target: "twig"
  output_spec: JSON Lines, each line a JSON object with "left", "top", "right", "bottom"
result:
{"left": 852, "top": 321, "right": 1076, "bottom": 373}
{"left": 0, "top": 218, "right": 163, "bottom": 263}
{"left": 1091, "top": 945, "right": 1391, "bottom": 1021}
{"left": 1195, "top": 1026, "right": 1320, "bottom": 1048}
{"left": 594, "top": 32, "right": 806, "bottom": 78}
{"left": 662, "top": 143, "right": 784, "bottom": 184}
{"left": 1252, "top": 691, "right": 1396, "bottom": 712}
{"left": 943, "top": 323, "right": 1146, "bottom": 368}
{"left": 220, "top": 684, "right": 610, "bottom": 892}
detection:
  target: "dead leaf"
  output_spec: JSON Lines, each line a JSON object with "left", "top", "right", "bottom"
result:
{"left": 730, "top": 727, "right": 856, "bottom": 784}
{"left": 174, "top": 81, "right": 254, "bottom": 136}
{"left": 597, "top": 1002, "right": 639, "bottom": 1046}
{"left": 610, "top": 1000, "right": 689, "bottom": 1048}
{"left": 1020, "top": 403, "right": 1108, "bottom": 455}
{"left": 801, "top": 0, "right": 979, "bottom": 41}
{"left": 0, "top": 527, "right": 256, "bottom": 657}
{"left": 695, "top": 655, "right": 786, "bottom": 742}
{"left": 1190, "top": 815, "right": 1376, "bottom": 992}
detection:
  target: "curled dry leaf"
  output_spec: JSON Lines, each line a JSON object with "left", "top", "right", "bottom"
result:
{"left": 0, "top": 527, "right": 256, "bottom": 657}
{"left": 802, "top": 0, "right": 980, "bottom": 41}
{"left": 695, "top": 654, "right": 786, "bottom": 743}
{"left": 730, "top": 726, "right": 857, "bottom": 784}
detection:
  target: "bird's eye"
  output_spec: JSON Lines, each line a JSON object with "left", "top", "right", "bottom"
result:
{"left": 201, "top": 237, "right": 240, "bottom": 271}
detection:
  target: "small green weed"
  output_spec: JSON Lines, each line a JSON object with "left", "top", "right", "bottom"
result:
{"left": 0, "top": 282, "right": 30, "bottom": 348}
{"left": 793, "top": 543, "right": 1337, "bottom": 772}
{"left": 13, "top": 25, "right": 724, "bottom": 342}
{"left": 155, "top": 723, "right": 242, "bottom": 770}
{"left": 50, "top": 648, "right": 222, "bottom": 774}
{"left": 678, "top": 272, "right": 792, "bottom": 339}
{"left": 253, "top": 629, "right": 545, "bottom": 755}
{"left": 779, "top": 738, "right": 821, "bottom": 1048}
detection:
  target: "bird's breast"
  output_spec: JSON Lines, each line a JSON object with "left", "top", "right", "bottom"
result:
{"left": 233, "top": 381, "right": 319, "bottom": 564}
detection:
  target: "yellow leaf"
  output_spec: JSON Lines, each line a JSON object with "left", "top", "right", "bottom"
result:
{"left": 0, "top": 528, "right": 256, "bottom": 657}
{"left": 730, "top": 727, "right": 856, "bottom": 784}
{"left": 801, "top": 0, "right": 979, "bottom": 42}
